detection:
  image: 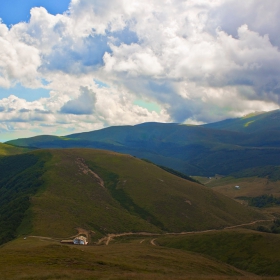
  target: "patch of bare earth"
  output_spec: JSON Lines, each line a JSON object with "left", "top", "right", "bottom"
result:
{"left": 76, "top": 157, "right": 105, "bottom": 188}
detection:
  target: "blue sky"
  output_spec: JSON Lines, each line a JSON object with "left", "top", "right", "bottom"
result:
{"left": 0, "top": 0, "right": 280, "bottom": 142}
{"left": 0, "top": 0, "right": 71, "bottom": 25}
{"left": 0, "top": 0, "right": 70, "bottom": 104}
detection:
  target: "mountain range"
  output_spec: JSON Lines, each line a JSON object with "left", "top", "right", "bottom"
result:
{"left": 6, "top": 109, "right": 280, "bottom": 176}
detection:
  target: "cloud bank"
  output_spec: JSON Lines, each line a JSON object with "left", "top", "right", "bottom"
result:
{"left": 0, "top": 0, "right": 279, "bottom": 140}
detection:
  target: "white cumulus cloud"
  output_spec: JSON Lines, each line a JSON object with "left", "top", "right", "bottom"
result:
{"left": 0, "top": 0, "right": 280, "bottom": 140}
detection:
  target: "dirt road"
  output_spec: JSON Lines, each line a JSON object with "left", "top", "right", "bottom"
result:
{"left": 28, "top": 219, "right": 273, "bottom": 246}
{"left": 97, "top": 232, "right": 161, "bottom": 245}
{"left": 97, "top": 219, "right": 273, "bottom": 245}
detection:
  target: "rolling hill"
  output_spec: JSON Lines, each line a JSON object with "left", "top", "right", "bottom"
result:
{"left": 0, "top": 148, "right": 265, "bottom": 245}
{"left": 203, "top": 109, "right": 280, "bottom": 133}
{"left": 0, "top": 142, "right": 30, "bottom": 156}
{"left": 0, "top": 235, "right": 264, "bottom": 280}
{"left": 5, "top": 110, "right": 280, "bottom": 176}
{"left": 157, "top": 229, "right": 280, "bottom": 276}
{"left": 1, "top": 148, "right": 280, "bottom": 279}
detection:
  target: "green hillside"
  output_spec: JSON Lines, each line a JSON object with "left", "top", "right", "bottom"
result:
{"left": 7, "top": 122, "right": 245, "bottom": 148}
{"left": 1, "top": 148, "right": 278, "bottom": 279}
{"left": 0, "top": 143, "right": 30, "bottom": 156}
{"left": 5, "top": 135, "right": 74, "bottom": 148}
{"left": 157, "top": 229, "right": 280, "bottom": 276}
{"left": 0, "top": 237, "right": 257, "bottom": 280}
{"left": 0, "top": 148, "right": 265, "bottom": 245}
{"left": 203, "top": 109, "right": 280, "bottom": 133}
{"left": 0, "top": 152, "right": 50, "bottom": 244}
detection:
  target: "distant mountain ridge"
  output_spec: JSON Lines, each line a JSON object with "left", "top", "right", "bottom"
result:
{"left": 203, "top": 109, "right": 280, "bottom": 133}
{"left": 6, "top": 109, "right": 280, "bottom": 176}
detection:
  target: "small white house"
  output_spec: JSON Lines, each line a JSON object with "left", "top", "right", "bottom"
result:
{"left": 73, "top": 236, "right": 88, "bottom": 245}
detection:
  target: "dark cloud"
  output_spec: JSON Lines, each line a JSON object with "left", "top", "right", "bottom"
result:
{"left": 34, "top": 109, "right": 51, "bottom": 114}
{"left": 8, "top": 115, "right": 47, "bottom": 122}
{"left": 60, "top": 86, "right": 96, "bottom": 115}
{"left": 40, "top": 123, "right": 56, "bottom": 127}
{"left": 123, "top": 78, "right": 193, "bottom": 122}
{"left": 44, "top": 34, "right": 111, "bottom": 74}
{"left": 208, "top": 0, "right": 280, "bottom": 47}
{"left": 19, "top": 108, "right": 31, "bottom": 113}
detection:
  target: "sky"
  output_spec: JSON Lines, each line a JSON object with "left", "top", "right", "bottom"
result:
{"left": 0, "top": 0, "right": 280, "bottom": 142}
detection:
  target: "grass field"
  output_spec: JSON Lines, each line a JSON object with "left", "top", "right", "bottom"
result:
{"left": 157, "top": 228, "right": 280, "bottom": 276}
{"left": 1, "top": 234, "right": 279, "bottom": 280}
{"left": 195, "top": 175, "right": 280, "bottom": 217}
{"left": 0, "top": 143, "right": 30, "bottom": 156}
{"left": 200, "top": 176, "right": 280, "bottom": 198}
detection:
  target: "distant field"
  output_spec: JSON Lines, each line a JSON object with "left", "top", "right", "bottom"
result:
{"left": 195, "top": 175, "right": 280, "bottom": 217}
{"left": 195, "top": 176, "right": 280, "bottom": 198}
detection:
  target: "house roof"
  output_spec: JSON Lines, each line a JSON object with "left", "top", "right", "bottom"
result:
{"left": 73, "top": 236, "right": 87, "bottom": 242}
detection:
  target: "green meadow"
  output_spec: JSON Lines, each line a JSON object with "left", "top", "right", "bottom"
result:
{"left": 157, "top": 229, "right": 280, "bottom": 276}
{"left": 0, "top": 143, "right": 30, "bottom": 156}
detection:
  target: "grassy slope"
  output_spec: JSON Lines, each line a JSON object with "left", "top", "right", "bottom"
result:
{"left": 6, "top": 123, "right": 244, "bottom": 149}
{"left": 6, "top": 135, "right": 72, "bottom": 148}
{"left": 0, "top": 148, "right": 278, "bottom": 279}
{"left": 157, "top": 229, "right": 280, "bottom": 276}
{"left": 31, "top": 149, "right": 160, "bottom": 239}
{"left": 0, "top": 151, "right": 50, "bottom": 245}
{"left": 28, "top": 148, "right": 265, "bottom": 241}
{"left": 0, "top": 143, "right": 30, "bottom": 156}
{"left": 230, "top": 166, "right": 280, "bottom": 181}
{"left": 0, "top": 237, "right": 259, "bottom": 280}
{"left": 203, "top": 109, "right": 280, "bottom": 134}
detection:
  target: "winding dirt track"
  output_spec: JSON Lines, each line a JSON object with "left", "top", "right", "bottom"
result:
{"left": 28, "top": 219, "right": 273, "bottom": 246}
{"left": 97, "top": 219, "right": 273, "bottom": 246}
{"left": 150, "top": 239, "right": 157, "bottom": 246}
{"left": 97, "top": 232, "right": 162, "bottom": 245}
